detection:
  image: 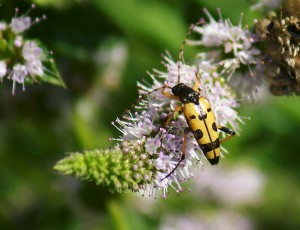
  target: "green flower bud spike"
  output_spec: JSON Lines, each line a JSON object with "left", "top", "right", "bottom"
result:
{"left": 54, "top": 141, "right": 154, "bottom": 193}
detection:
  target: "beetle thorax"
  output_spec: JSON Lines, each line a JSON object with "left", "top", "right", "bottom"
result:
{"left": 172, "top": 83, "right": 200, "bottom": 104}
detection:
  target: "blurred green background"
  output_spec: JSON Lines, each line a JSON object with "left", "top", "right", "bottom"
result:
{"left": 0, "top": 0, "right": 300, "bottom": 229}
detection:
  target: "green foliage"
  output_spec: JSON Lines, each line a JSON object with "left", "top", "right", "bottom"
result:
{"left": 32, "top": 0, "right": 75, "bottom": 8}
{"left": 33, "top": 40, "right": 66, "bottom": 88}
{"left": 91, "top": 0, "right": 187, "bottom": 54}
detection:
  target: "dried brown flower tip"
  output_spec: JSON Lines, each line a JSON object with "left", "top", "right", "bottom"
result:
{"left": 256, "top": 14, "right": 300, "bottom": 95}
{"left": 285, "top": 0, "right": 300, "bottom": 18}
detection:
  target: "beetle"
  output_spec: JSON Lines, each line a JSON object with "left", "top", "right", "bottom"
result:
{"left": 155, "top": 22, "right": 236, "bottom": 179}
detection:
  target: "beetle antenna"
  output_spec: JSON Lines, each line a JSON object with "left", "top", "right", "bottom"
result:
{"left": 177, "top": 19, "right": 203, "bottom": 84}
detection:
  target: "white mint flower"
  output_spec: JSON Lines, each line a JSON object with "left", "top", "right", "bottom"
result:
{"left": 22, "top": 41, "right": 43, "bottom": 61}
{"left": 12, "top": 64, "right": 27, "bottom": 83}
{"left": 0, "top": 40, "right": 47, "bottom": 94}
{"left": 190, "top": 9, "right": 262, "bottom": 103}
{"left": 228, "top": 70, "right": 264, "bottom": 103}
{"left": 0, "top": 61, "right": 7, "bottom": 79}
{"left": 192, "top": 9, "right": 260, "bottom": 69}
{"left": 11, "top": 64, "right": 28, "bottom": 95}
{"left": 22, "top": 41, "right": 45, "bottom": 77}
{"left": 10, "top": 16, "right": 31, "bottom": 34}
{"left": 145, "top": 136, "right": 161, "bottom": 155}
{"left": 9, "top": 4, "right": 47, "bottom": 35}
{"left": 26, "top": 60, "right": 44, "bottom": 76}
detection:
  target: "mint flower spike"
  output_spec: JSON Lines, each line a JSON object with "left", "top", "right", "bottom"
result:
{"left": 6, "top": 39, "right": 54, "bottom": 95}
{"left": 190, "top": 8, "right": 263, "bottom": 103}
{"left": 54, "top": 144, "right": 154, "bottom": 194}
{"left": 0, "top": 5, "right": 64, "bottom": 95}
{"left": 111, "top": 53, "right": 242, "bottom": 198}
{"left": 10, "top": 4, "right": 46, "bottom": 34}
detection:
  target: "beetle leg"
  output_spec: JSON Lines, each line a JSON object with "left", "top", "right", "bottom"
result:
{"left": 135, "top": 85, "right": 178, "bottom": 108}
{"left": 161, "top": 87, "right": 180, "bottom": 100}
{"left": 217, "top": 125, "right": 236, "bottom": 144}
{"left": 162, "top": 127, "right": 191, "bottom": 180}
{"left": 192, "top": 75, "right": 201, "bottom": 93}
{"left": 163, "top": 105, "right": 182, "bottom": 127}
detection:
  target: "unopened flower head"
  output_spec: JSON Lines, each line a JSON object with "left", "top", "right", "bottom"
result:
{"left": 112, "top": 53, "right": 241, "bottom": 198}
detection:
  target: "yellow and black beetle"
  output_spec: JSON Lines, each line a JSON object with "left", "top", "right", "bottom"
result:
{"left": 156, "top": 22, "right": 236, "bottom": 179}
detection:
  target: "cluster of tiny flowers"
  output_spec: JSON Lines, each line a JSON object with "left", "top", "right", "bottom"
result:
{"left": 190, "top": 9, "right": 262, "bottom": 102}
{"left": 0, "top": 5, "right": 49, "bottom": 95}
{"left": 112, "top": 52, "right": 241, "bottom": 197}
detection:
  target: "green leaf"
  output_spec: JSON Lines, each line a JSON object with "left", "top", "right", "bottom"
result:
{"left": 31, "top": 39, "right": 66, "bottom": 88}
{"left": 0, "top": 38, "right": 7, "bottom": 52}
{"left": 91, "top": 0, "right": 187, "bottom": 54}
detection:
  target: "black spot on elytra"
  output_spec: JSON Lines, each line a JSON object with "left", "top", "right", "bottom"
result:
{"left": 194, "top": 129, "right": 203, "bottom": 139}
{"left": 200, "top": 138, "right": 220, "bottom": 153}
{"left": 212, "top": 122, "right": 217, "bottom": 132}
{"left": 207, "top": 108, "right": 211, "bottom": 112}
{"left": 198, "top": 114, "right": 207, "bottom": 120}
{"left": 189, "top": 115, "right": 196, "bottom": 120}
